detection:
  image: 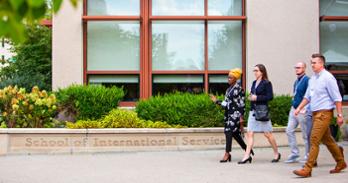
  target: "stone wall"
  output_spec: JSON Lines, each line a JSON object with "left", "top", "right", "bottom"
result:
{"left": 0, "top": 128, "right": 304, "bottom": 155}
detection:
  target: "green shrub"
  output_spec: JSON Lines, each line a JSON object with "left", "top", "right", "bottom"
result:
{"left": 244, "top": 94, "right": 291, "bottom": 127}
{"left": 0, "top": 85, "right": 57, "bottom": 128}
{"left": 268, "top": 95, "right": 292, "bottom": 126}
{"left": 66, "top": 109, "right": 181, "bottom": 129}
{"left": 55, "top": 85, "right": 124, "bottom": 120}
{"left": 136, "top": 92, "right": 291, "bottom": 128}
{"left": 136, "top": 92, "right": 224, "bottom": 127}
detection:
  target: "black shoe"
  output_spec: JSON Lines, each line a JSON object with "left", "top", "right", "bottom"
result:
{"left": 251, "top": 149, "right": 255, "bottom": 156}
{"left": 238, "top": 156, "right": 252, "bottom": 164}
{"left": 271, "top": 153, "right": 281, "bottom": 163}
{"left": 220, "top": 154, "right": 231, "bottom": 163}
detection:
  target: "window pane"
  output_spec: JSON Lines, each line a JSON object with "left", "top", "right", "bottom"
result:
{"left": 152, "top": 75, "right": 204, "bottom": 95}
{"left": 208, "top": 21, "right": 242, "bottom": 70}
{"left": 87, "top": 21, "right": 140, "bottom": 71}
{"left": 89, "top": 75, "right": 139, "bottom": 101}
{"left": 152, "top": 21, "right": 204, "bottom": 70}
{"left": 152, "top": 0, "right": 204, "bottom": 15}
{"left": 208, "top": 0, "right": 242, "bottom": 16}
{"left": 333, "top": 75, "right": 348, "bottom": 101}
{"left": 87, "top": 0, "right": 140, "bottom": 15}
{"left": 208, "top": 75, "right": 229, "bottom": 95}
{"left": 320, "top": 0, "right": 348, "bottom": 16}
{"left": 320, "top": 22, "right": 348, "bottom": 65}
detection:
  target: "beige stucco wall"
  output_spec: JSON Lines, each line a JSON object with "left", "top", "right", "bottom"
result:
{"left": 246, "top": 0, "right": 320, "bottom": 95}
{"left": 52, "top": 1, "right": 83, "bottom": 90}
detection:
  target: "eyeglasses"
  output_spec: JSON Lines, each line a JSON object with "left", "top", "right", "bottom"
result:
{"left": 294, "top": 67, "right": 303, "bottom": 69}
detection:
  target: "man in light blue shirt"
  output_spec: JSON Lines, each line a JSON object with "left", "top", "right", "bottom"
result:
{"left": 293, "top": 53, "right": 346, "bottom": 178}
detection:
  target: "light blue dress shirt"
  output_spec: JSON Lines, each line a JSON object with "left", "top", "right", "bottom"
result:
{"left": 304, "top": 69, "right": 342, "bottom": 112}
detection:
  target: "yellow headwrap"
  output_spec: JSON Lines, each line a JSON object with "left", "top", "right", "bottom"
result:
{"left": 228, "top": 68, "right": 242, "bottom": 80}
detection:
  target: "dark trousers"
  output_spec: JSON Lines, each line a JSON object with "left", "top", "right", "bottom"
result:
{"left": 225, "top": 131, "right": 248, "bottom": 152}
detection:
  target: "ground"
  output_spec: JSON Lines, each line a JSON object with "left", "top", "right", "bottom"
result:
{"left": 0, "top": 142, "right": 347, "bottom": 183}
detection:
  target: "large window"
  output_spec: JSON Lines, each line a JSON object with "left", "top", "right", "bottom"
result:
{"left": 84, "top": 0, "right": 246, "bottom": 103}
{"left": 320, "top": 0, "right": 348, "bottom": 101}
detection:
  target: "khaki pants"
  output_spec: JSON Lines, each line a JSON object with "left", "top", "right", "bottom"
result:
{"left": 304, "top": 110, "right": 345, "bottom": 172}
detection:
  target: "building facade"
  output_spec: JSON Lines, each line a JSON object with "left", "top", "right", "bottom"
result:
{"left": 53, "top": 0, "right": 348, "bottom": 105}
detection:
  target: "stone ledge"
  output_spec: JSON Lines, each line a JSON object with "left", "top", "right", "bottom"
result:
{"left": 0, "top": 127, "right": 303, "bottom": 155}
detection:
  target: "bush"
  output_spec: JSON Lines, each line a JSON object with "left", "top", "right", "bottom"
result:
{"left": 136, "top": 92, "right": 224, "bottom": 127}
{"left": 243, "top": 94, "right": 291, "bottom": 127}
{"left": 0, "top": 86, "right": 57, "bottom": 128}
{"left": 66, "top": 109, "right": 181, "bottom": 129}
{"left": 268, "top": 95, "right": 292, "bottom": 126}
{"left": 55, "top": 85, "right": 124, "bottom": 120}
{"left": 136, "top": 92, "right": 291, "bottom": 128}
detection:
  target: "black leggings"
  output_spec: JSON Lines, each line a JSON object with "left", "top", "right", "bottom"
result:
{"left": 225, "top": 131, "right": 254, "bottom": 155}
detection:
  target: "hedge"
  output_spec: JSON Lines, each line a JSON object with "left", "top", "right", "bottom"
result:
{"left": 137, "top": 92, "right": 292, "bottom": 127}
{"left": 136, "top": 92, "right": 224, "bottom": 127}
{"left": 66, "top": 109, "right": 182, "bottom": 128}
{"left": 55, "top": 85, "right": 124, "bottom": 120}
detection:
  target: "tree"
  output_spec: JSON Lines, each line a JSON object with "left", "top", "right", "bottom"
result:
{"left": 0, "top": 0, "right": 79, "bottom": 43}
{"left": 0, "top": 24, "right": 52, "bottom": 91}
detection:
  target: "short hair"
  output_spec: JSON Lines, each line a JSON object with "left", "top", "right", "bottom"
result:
{"left": 311, "top": 53, "right": 326, "bottom": 64}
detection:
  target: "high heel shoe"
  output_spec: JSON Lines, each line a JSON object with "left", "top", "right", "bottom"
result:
{"left": 271, "top": 153, "right": 281, "bottom": 163}
{"left": 238, "top": 156, "right": 252, "bottom": 164}
{"left": 220, "top": 153, "right": 231, "bottom": 163}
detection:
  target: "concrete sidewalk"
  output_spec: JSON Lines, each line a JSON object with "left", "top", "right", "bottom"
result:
{"left": 0, "top": 142, "right": 347, "bottom": 183}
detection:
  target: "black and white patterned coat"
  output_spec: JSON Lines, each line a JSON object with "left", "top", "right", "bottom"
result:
{"left": 216, "top": 83, "right": 245, "bottom": 133}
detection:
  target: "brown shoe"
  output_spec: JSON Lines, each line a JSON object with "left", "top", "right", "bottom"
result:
{"left": 293, "top": 169, "right": 311, "bottom": 178}
{"left": 330, "top": 162, "right": 347, "bottom": 174}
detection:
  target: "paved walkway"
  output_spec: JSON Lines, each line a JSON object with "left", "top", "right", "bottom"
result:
{"left": 0, "top": 142, "right": 348, "bottom": 183}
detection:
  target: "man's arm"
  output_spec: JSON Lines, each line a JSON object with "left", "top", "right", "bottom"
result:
{"left": 336, "top": 101, "right": 344, "bottom": 126}
{"left": 294, "top": 98, "right": 309, "bottom": 116}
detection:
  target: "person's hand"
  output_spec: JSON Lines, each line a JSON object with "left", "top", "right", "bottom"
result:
{"left": 240, "top": 117, "right": 244, "bottom": 133}
{"left": 294, "top": 108, "right": 301, "bottom": 116}
{"left": 337, "top": 116, "right": 344, "bottom": 127}
{"left": 210, "top": 95, "right": 217, "bottom": 103}
{"left": 249, "top": 94, "right": 257, "bottom": 101}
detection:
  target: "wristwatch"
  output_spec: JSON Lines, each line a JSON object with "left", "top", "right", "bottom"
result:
{"left": 337, "top": 113, "right": 343, "bottom": 118}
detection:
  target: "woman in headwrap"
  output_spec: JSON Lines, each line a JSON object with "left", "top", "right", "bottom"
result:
{"left": 210, "top": 68, "right": 254, "bottom": 163}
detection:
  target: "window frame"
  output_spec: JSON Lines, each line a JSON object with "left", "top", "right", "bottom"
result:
{"left": 82, "top": 0, "right": 246, "bottom": 105}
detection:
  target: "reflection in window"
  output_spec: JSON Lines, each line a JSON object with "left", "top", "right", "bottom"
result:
{"left": 152, "top": 75, "right": 204, "bottom": 95}
{"left": 87, "top": 21, "right": 140, "bottom": 71}
{"left": 89, "top": 75, "right": 139, "bottom": 101}
{"left": 152, "top": 0, "right": 204, "bottom": 15}
{"left": 333, "top": 75, "right": 348, "bottom": 101}
{"left": 208, "top": 0, "right": 242, "bottom": 16}
{"left": 208, "top": 21, "right": 242, "bottom": 70}
{"left": 209, "top": 75, "right": 230, "bottom": 95}
{"left": 320, "top": 22, "right": 348, "bottom": 64}
{"left": 152, "top": 21, "right": 204, "bottom": 70}
{"left": 87, "top": 0, "right": 140, "bottom": 15}
{"left": 320, "top": 0, "right": 348, "bottom": 16}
